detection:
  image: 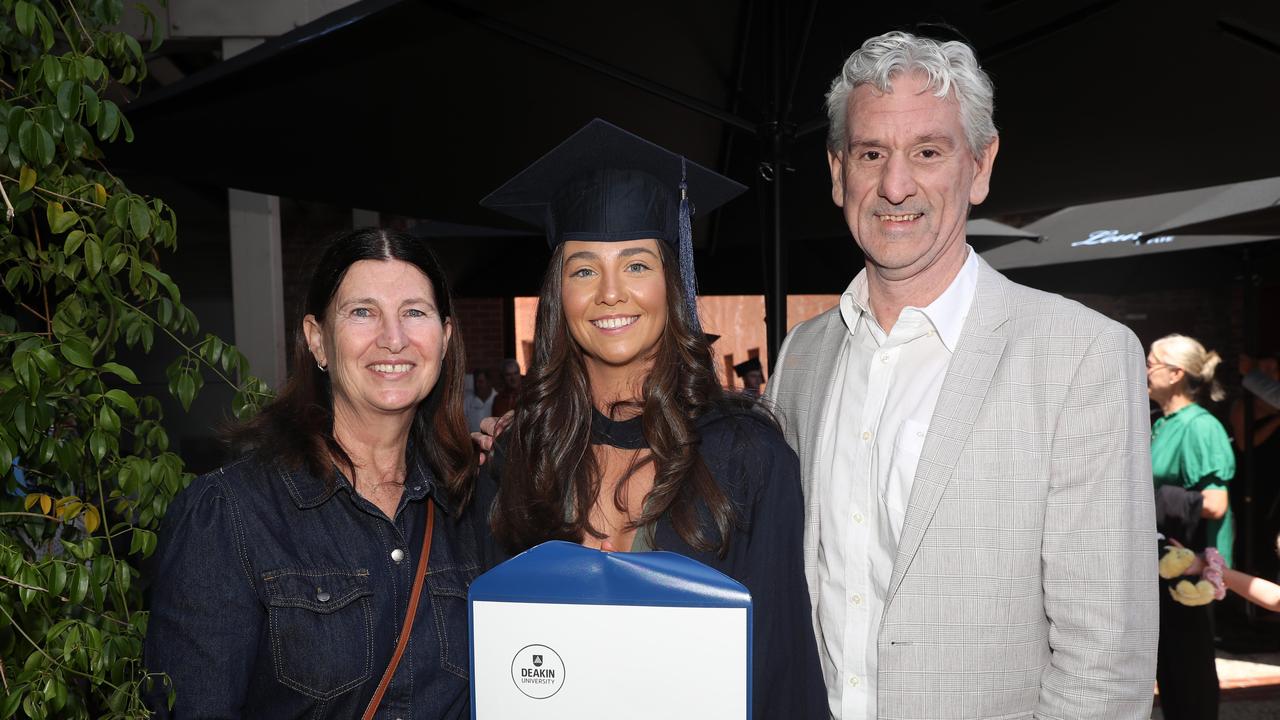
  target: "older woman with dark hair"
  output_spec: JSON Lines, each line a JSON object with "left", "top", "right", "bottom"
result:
{"left": 145, "top": 228, "right": 488, "bottom": 718}
{"left": 479, "top": 120, "right": 825, "bottom": 718}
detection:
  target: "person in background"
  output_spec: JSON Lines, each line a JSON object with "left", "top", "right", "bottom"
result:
{"left": 1147, "top": 333, "right": 1234, "bottom": 720}
{"left": 145, "top": 229, "right": 488, "bottom": 718}
{"left": 1174, "top": 533, "right": 1280, "bottom": 612}
{"left": 733, "top": 357, "right": 765, "bottom": 398}
{"left": 479, "top": 119, "right": 825, "bottom": 718}
{"left": 491, "top": 357, "right": 522, "bottom": 418}
{"left": 465, "top": 368, "right": 496, "bottom": 433}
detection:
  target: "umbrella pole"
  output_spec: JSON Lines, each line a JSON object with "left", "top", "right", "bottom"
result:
{"left": 1240, "top": 248, "right": 1259, "bottom": 623}
{"left": 763, "top": 0, "right": 789, "bottom": 366}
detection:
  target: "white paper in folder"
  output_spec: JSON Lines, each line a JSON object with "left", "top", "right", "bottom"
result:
{"left": 468, "top": 541, "right": 751, "bottom": 719}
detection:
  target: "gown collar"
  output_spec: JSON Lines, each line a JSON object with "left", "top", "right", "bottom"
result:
{"left": 590, "top": 407, "right": 648, "bottom": 449}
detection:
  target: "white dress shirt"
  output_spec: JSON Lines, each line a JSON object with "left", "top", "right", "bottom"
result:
{"left": 464, "top": 390, "right": 495, "bottom": 434}
{"left": 816, "top": 248, "right": 978, "bottom": 719}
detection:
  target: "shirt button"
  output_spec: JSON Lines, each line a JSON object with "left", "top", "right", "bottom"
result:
{"left": 850, "top": 593, "right": 863, "bottom": 606}
{"left": 391, "top": 548, "right": 405, "bottom": 563}
{"left": 849, "top": 674, "right": 860, "bottom": 687}
{"left": 880, "top": 354, "right": 889, "bottom": 363}
{"left": 861, "top": 431, "right": 871, "bottom": 441}
{"left": 316, "top": 588, "right": 331, "bottom": 603}
{"left": 853, "top": 512, "right": 864, "bottom": 524}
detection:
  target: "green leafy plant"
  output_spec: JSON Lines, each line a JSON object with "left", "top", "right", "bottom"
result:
{"left": 0, "top": 1, "right": 270, "bottom": 716}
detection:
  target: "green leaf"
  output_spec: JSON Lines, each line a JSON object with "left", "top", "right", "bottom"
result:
{"left": 109, "top": 193, "right": 129, "bottom": 228}
{"left": 63, "top": 229, "right": 86, "bottom": 255}
{"left": 30, "top": 346, "right": 59, "bottom": 376}
{"left": 144, "top": 264, "right": 181, "bottom": 301}
{"left": 50, "top": 208, "right": 78, "bottom": 234}
{"left": 55, "top": 81, "right": 79, "bottom": 120}
{"left": 98, "top": 404, "right": 120, "bottom": 433}
{"left": 59, "top": 337, "right": 94, "bottom": 368}
{"left": 82, "top": 85, "right": 100, "bottom": 124}
{"left": 22, "top": 122, "right": 55, "bottom": 167}
{"left": 101, "top": 361, "right": 139, "bottom": 384}
{"left": 69, "top": 565, "right": 89, "bottom": 605}
{"left": 176, "top": 372, "right": 196, "bottom": 410}
{"left": 18, "top": 165, "right": 36, "bottom": 193}
{"left": 129, "top": 198, "right": 151, "bottom": 237}
{"left": 48, "top": 561, "right": 67, "bottom": 597}
{"left": 98, "top": 100, "right": 120, "bottom": 141}
{"left": 84, "top": 237, "right": 101, "bottom": 276}
{"left": 62, "top": 122, "right": 87, "bottom": 158}
{"left": 0, "top": 682, "right": 22, "bottom": 718}
{"left": 14, "top": 1, "right": 35, "bottom": 36}
{"left": 17, "top": 120, "right": 35, "bottom": 163}
{"left": 40, "top": 55, "right": 63, "bottom": 93}
{"left": 88, "top": 428, "right": 107, "bottom": 462}
{"left": 35, "top": 6, "right": 53, "bottom": 51}
{"left": 0, "top": 123, "right": 8, "bottom": 155}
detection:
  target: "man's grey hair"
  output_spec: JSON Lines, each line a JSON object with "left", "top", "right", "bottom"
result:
{"left": 825, "top": 31, "right": 997, "bottom": 157}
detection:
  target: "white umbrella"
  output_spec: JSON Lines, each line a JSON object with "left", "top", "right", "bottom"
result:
{"left": 980, "top": 178, "right": 1280, "bottom": 271}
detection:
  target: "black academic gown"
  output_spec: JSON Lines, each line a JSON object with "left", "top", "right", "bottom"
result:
{"left": 488, "top": 406, "right": 826, "bottom": 719}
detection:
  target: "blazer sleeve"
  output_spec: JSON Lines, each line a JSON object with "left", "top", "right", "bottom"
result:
{"left": 144, "top": 475, "right": 262, "bottom": 718}
{"left": 1037, "top": 325, "right": 1159, "bottom": 720}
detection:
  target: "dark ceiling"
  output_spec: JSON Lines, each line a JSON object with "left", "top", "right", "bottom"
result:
{"left": 112, "top": 0, "right": 1280, "bottom": 295}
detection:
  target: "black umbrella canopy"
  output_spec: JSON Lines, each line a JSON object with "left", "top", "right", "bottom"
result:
{"left": 115, "top": 0, "right": 1280, "bottom": 296}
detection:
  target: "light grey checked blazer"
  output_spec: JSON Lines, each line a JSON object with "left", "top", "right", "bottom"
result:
{"left": 766, "top": 257, "right": 1158, "bottom": 720}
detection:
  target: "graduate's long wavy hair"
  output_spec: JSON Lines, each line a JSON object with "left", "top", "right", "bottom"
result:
{"left": 493, "top": 242, "right": 754, "bottom": 557}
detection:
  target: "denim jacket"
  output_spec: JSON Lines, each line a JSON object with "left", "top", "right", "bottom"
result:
{"left": 144, "top": 450, "right": 492, "bottom": 719}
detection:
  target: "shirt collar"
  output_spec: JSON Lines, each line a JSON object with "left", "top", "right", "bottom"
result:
{"left": 838, "top": 245, "right": 979, "bottom": 352}
{"left": 277, "top": 442, "right": 450, "bottom": 514}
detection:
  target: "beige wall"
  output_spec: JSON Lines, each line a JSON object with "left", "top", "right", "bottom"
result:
{"left": 512, "top": 294, "right": 840, "bottom": 389}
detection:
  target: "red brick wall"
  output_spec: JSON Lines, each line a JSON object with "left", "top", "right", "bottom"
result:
{"left": 453, "top": 298, "right": 507, "bottom": 374}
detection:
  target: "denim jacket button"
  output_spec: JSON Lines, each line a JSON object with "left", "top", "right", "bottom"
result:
{"left": 315, "top": 588, "right": 331, "bottom": 603}
{"left": 391, "top": 548, "right": 405, "bottom": 563}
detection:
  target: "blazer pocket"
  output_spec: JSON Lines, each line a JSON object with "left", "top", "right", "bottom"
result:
{"left": 264, "top": 568, "right": 373, "bottom": 701}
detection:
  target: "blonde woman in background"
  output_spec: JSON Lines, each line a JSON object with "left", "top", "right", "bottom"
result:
{"left": 1147, "top": 333, "right": 1235, "bottom": 720}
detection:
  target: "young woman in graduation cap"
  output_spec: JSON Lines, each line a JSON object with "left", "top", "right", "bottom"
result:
{"left": 480, "top": 119, "right": 825, "bottom": 717}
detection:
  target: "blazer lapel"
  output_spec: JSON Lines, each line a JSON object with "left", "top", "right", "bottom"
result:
{"left": 886, "top": 259, "right": 1010, "bottom": 605}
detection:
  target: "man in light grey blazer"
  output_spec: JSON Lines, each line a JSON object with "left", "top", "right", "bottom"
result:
{"left": 766, "top": 32, "right": 1158, "bottom": 719}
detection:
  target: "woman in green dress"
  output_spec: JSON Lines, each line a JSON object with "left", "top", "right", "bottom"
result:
{"left": 1147, "top": 332, "right": 1234, "bottom": 720}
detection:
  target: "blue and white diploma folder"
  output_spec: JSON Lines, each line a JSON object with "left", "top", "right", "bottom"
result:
{"left": 469, "top": 540, "right": 751, "bottom": 719}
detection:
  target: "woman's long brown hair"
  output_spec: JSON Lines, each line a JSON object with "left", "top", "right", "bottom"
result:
{"left": 228, "top": 228, "right": 477, "bottom": 510}
{"left": 493, "top": 242, "right": 752, "bottom": 555}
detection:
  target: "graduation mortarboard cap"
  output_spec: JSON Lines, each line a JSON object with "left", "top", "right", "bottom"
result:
{"left": 703, "top": 333, "right": 721, "bottom": 345}
{"left": 480, "top": 119, "right": 747, "bottom": 331}
{"left": 733, "top": 357, "right": 762, "bottom": 378}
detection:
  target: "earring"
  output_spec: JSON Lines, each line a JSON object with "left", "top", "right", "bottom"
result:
{"left": 316, "top": 361, "right": 327, "bottom": 372}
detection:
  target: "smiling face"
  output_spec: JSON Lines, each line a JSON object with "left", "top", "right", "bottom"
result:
{"left": 560, "top": 239, "right": 668, "bottom": 389}
{"left": 304, "top": 259, "right": 452, "bottom": 425}
{"left": 828, "top": 70, "right": 998, "bottom": 282}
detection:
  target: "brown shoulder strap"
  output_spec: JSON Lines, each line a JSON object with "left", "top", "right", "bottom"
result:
{"left": 362, "top": 501, "right": 436, "bottom": 720}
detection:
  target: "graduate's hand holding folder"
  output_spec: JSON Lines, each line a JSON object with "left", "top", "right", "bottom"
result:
{"left": 468, "top": 541, "right": 752, "bottom": 719}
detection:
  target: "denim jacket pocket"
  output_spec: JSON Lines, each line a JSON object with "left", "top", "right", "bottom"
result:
{"left": 263, "top": 568, "right": 374, "bottom": 700}
{"left": 426, "top": 563, "right": 479, "bottom": 680}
